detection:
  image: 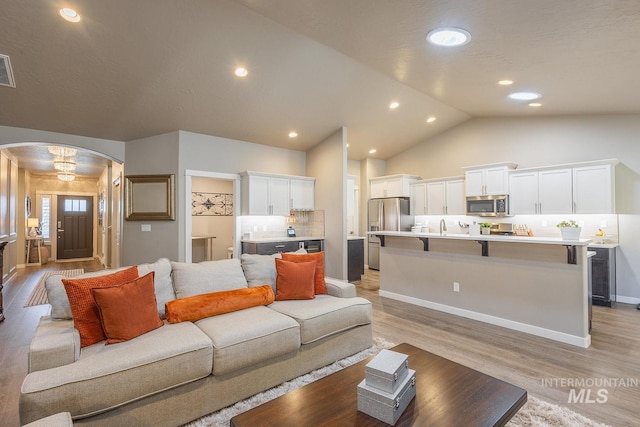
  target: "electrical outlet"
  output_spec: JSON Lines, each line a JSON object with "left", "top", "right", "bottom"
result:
{"left": 541, "top": 220, "right": 548, "bottom": 227}
{"left": 453, "top": 282, "right": 460, "bottom": 292}
{"left": 262, "top": 225, "right": 267, "bottom": 231}
{"left": 600, "top": 220, "right": 608, "bottom": 228}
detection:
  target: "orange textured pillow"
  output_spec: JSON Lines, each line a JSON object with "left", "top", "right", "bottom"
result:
{"left": 62, "top": 266, "right": 139, "bottom": 347}
{"left": 275, "top": 258, "right": 316, "bottom": 301}
{"left": 91, "top": 272, "right": 163, "bottom": 345}
{"left": 165, "top": 285, "right": 275, "bottom": 323}
{"left": 281, "top": 251, "right": 327, "bottom": 294}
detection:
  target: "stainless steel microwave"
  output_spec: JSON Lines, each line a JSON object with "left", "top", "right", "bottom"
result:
{"left": 466, "top": 195, "right": 510, "bottom": 217}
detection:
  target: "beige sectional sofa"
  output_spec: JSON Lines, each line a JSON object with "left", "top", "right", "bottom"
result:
{"left": 20, "top": 255, "right": 373, "bottom": 426}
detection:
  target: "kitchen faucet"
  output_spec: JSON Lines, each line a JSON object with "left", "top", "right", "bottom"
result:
{"left": 440, "top": 218, "right": 447, "bottom": 235}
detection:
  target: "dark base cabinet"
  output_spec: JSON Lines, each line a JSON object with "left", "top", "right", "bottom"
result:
{"left": 589, "top": 246, "right": 616, "bottom": 307}
{"left": 242, "top": 239, "right": 324, "bottom": 255}
{"left": 348, "top": 238, "right": 365, "bottom": 282}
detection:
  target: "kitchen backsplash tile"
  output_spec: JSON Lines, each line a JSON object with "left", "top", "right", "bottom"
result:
{"left": 240, "top": 211, "right": 325, "bottom": 239}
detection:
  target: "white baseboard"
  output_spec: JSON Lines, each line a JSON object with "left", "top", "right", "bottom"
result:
{"left": 379, "top": 290, "right": 591, "bottom": 348}
{"left": 616, "top": 295, "right": 640, "bottom": 305}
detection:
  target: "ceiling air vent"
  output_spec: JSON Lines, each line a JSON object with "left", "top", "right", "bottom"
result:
{"left": 0, "top": 54, "right": 16, "bottom": 88}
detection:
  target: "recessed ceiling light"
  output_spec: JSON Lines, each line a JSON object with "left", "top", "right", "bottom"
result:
{"left": 389, "top": 101, "right": 399, "bottom": 109}
{"left": 528, "top": 102, "right": 542, "bottom": 107}
{"left": 508, "top": 91, "right": 541, "bottom": 101}
{"left": 498, "top": 80, "right": 514, "bottom": 86}
{"left": 288, "top": 131, "right": 298, "bottom": 138}
{"left": 369, "top": 149, "right": 377, "bottom": 154}
{"left": 426, "top": 116, "right": 437, "bottom": 123}
{"left": 234, "top": 67, "right": 248, "bottom": 77}
{"left": 426, "top": 27, "right": 471, "bottom": 47}
{"left": 59, "top": 8, "right": 81, "bottom": 23}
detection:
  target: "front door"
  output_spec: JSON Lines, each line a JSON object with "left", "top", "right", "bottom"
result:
{"left": 57, "top": 195, "right": 94, "bottom": 259}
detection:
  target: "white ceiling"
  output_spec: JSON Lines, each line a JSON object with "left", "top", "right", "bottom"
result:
{"left": 1, "top": 1, "right": 639, "bottom": 176}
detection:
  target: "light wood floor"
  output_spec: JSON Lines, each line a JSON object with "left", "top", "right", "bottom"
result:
{"left": 1, "top": 264, "right": 639, "bottom": 426}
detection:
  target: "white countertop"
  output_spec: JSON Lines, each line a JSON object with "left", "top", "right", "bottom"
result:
{"left": 241, "top": 236, "right": 324, "bottom": 243}
{"left": 347, "top": 236, "right": 366, "bottom": 240}
{"left": 368, "top": 230, "right": 593, "bottom": 246}
{"left": 587, "top": 243, "right": 619, "bottom": 249}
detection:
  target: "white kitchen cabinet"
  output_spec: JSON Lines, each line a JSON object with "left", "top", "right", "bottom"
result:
{"left": 290, "top": 177, "right": 315, "bottom": 210}
{"left": 538, "top": 169, "right": 573, "bottom": 214}
{"left": 410, "top": 182, "right": 427, "bottom": 215}
{"left": 370, "top": 174, "right": 420, "bottom": 198}
{"left": 510, "top": 169, "right": 573, "bottom": 215}
{"left": 573, "top": 164, "right": 614, "bottom": 214}
{"left": 464, "top": 163, "right": 517, "bottom": 196}
{"left": 411, "top": 178, "right": 464, "bottom": 215}
{"left": 445, "top": 179, "right": 466, "bottom": 215}
{"left": 242, "top": 172, "right": 314, "bottom": 216}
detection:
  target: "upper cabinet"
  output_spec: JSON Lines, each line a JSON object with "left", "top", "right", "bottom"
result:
{"left": 508, "top": 160, "right": 617, "bottom": 215}
{"left": 464, "top": 162, "right": 517, "bottom": 196}
{"left": 410, "top": 178, "right": 465, "bottom": 215}
{"left": 370, "top": 174, "right": 420, "bottom": 199}
{"left": 241, "top": 172, "right": 315, "bottom": 216}
{"left": 289, "top": 177, "right": 315, "bottom": 211}
{"left": 509, "top": 169, "right": 573, "bottom": 215}
{"left": 573, "top": 163, "right": 615, "bottom": 214}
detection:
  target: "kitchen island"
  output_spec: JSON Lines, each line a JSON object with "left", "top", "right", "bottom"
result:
{"left": 369, "top": 231, "right": 592, "bottom": 347}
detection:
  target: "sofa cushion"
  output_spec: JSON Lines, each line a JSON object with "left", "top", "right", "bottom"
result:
{"left": 166, "top": 285, "right": 275, "bottom": 323}
{"left": 274, "top": 258, "right": 316, "bottom": 301}
{"left": 92, "top": 272, "right": 164, "bottom": 344}
{"left": 269, "top": 295, "right": 372, "bottom": 344}
{"left": 240, "top": 253, "right": 281, "bottom": 292}
{"left": 62, "top": 266, "right": 140, "bottom": 348}
{"left": 137, "top": 257, "right": 176, "bottom": 319}
{"left": 281, "top": 251, "right": 327, "bottom": 294}
{"left": 46, "top": 267, "right": 133, "bottom": 320}
{"left": 196, "top": 306, "right": 300, "bottom": 375}
{"left": 171, "top": 259, "right": 248, "bottom": 299}
{"left": 20, "top": 322, "right": 213, "bottom": 420}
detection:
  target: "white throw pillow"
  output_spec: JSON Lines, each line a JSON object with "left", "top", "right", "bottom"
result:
{"left": 171, "top": 258, "right": 249, "bottom": 299}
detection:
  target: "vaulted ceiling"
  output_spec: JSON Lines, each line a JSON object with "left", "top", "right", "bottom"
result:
{"left": 1, "top": 1, "right": 639, "bottom": 176}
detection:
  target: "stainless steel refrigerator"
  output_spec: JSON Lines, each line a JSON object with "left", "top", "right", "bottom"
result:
{"left": 368, "top": 197, "right": 412, "bottom": 270}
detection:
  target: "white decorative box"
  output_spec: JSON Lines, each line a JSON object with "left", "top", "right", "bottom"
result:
{"left": 357, "top": 368, "right": 416, "bottom": 425}
{"left": 365, "top": 349, "right": 409, "bottom": 393}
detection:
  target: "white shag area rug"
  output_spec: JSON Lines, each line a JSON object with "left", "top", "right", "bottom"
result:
{"left": 186, "top": 337, "right": 610, "bottom": 427}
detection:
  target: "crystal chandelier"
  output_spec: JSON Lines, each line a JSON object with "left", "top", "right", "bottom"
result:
{"left": 57, "top": 172, "right": 75, "bottom": 182}
{"left": 53, "top": 159, "right": 76, "bottom": 172}
{"left": 48, "top": 146, "right": 77, "bottom": 157}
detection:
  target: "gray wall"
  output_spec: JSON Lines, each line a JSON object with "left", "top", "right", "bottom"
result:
{"left": 123, "top": 132, "right": 180, "bottom": 265}
{"left": 385, "top": 114, "right": 640, "bottom": 301}
{"left": 307, "top": 127, "right": 347, "bottom": 279}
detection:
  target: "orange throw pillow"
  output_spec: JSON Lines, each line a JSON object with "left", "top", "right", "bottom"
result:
{"left": 62, "top": 266, "right": 139, "bottom": 347}
{"left": 165, "top": 285, "right": 275, "bottom": 323}
{"left": 91, "top": 272, "right": 163, "bottom": 345}
{"left": 281, "top": 252, "right": 327, "bottom": 294}
{"left": 275, "top": 258, "right": 316, "bottom": 301}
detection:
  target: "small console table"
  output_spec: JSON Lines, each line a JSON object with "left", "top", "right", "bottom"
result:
{"left": 25, "top": 236, "right": 44, "bottom": 265}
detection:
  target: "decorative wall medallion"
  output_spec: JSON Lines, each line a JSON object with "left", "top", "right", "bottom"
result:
{"left": 192, "top": 192, "right": 233, "bottom": 216}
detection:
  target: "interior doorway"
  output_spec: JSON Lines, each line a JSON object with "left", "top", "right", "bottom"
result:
{"left": 185, "top": 171, "right": 241, "bottom": 263}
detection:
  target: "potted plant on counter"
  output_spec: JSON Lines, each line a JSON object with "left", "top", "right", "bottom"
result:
{"left": 480, "top": 222, "right": 492, "bottom": 235}
{"left": 557, "top": 220, "right": 581, "bottom": 240}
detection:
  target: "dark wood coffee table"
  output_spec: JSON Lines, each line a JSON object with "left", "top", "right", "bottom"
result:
{"left": 231, "top": 343, "right": 527, "bottom": 426}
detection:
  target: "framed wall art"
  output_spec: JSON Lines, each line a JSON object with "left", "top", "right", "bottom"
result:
{"left": 124, "top": 174, "right": 175, "bottom": 221}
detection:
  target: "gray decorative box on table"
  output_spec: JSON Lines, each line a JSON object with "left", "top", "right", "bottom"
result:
{"left": 365, "top": 349, "right": 409, "bottom": 393}
{"left": 357, "top": 349, "right": 416, "bottom": 425}
{"left": 357, "top": 368, "right": 416, "bottom": 425}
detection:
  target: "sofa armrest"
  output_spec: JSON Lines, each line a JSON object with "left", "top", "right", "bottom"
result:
{"left": 29, "top": 316, "right": 80, "bottom": 373}
{"left": 324, "top": 277, "right": 357, "bottom": 298}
